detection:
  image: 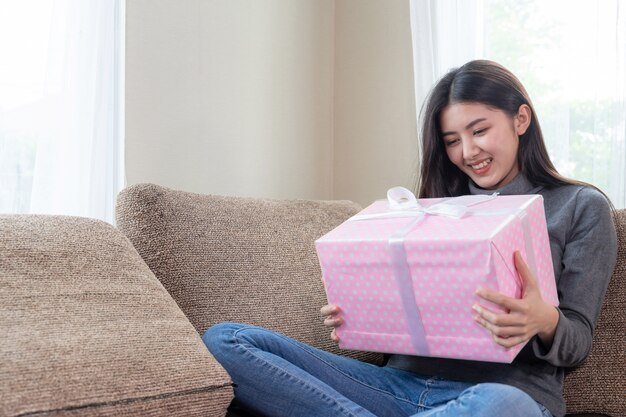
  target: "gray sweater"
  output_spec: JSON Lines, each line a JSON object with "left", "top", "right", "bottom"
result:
{"left": 386, "top": 174, "right": 617, "bottom": 417}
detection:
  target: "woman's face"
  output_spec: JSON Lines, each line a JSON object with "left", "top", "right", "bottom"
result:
{"left": 439, "top": 102, "right": 530, "bottom": 190}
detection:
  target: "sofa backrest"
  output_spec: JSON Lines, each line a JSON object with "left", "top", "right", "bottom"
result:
{"left": 116, "top": 183, "right": 382, "bottom": 366}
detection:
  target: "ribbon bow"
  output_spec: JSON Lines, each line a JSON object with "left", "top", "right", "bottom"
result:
{"left": 350, "top": 186, "right": 497, "bottom": 222}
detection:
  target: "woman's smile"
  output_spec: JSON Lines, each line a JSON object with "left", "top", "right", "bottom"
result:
{"left": 468, "top": 157, "right": 493, "bottom": 174}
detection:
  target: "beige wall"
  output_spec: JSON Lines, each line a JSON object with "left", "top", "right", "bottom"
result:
{"left": 126, "top": 0, "right": 335, "bottom": 200}
{"left": 334, "top": 0, "right": 418, "bottom": 205}
{"left": 126, "top": 0, "right": 417, "bottom": 205}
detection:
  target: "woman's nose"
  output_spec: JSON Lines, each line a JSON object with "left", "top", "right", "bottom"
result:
{"left": 462, "top": 137, "right": 480, "bottom": 160}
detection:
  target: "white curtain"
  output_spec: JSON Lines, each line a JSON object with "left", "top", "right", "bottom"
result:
{"left": 410, "top": 0, "right": 626, "bottom": 208}
{"left": 0, "top": 0, "right": 125, "bottom": 224}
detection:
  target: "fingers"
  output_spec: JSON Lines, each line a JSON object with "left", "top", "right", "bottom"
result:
{"left": 491, "top": 333, "right": 528, "bottom": 349}
{"left": 324, "top": 316, "right": 344, "bottom": 328}
{"left": 320, "top": 304, "right": 339, "bottom": 317}
{"left": 514, "top": 251, "right": 538, "bottom": 296}
{"left": 472, "top": 301, "right": 532, "bottom": 328}
{"left": 473, "top": 302, "right": 534, "bottom": 348}
{"left": 472, "top": 303, "right": 515, "bottom": 326}
{"left": 514, "top": 250, "right": 530, "bottom": 276}
{"left": 474, "top": 288, "right": 518, "bottom": 311}
{"left": 321, "top": 304, "right": 342, "bottom": 343}
{"left": 473, "top": 311, "right": 528, "bottom": 338}
{"left": 321, "top": 304, "right": 343, "bottom": 329}
{"left": 474, "top": 312, "right": 531, "bottom": 348}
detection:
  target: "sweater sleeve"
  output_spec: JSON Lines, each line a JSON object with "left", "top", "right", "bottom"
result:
{"left": 531, "top": 187, "right": 617, "bottom": 367}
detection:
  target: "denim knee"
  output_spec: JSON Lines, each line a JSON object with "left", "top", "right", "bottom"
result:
{"left": 468, "top": 383, "right": 540, "bottom": 411}
{"left": 472, "top": 383, "right": 532, "bottom": 400}
{"left": 202, "top": 321, "right": 244, "bottom": 357}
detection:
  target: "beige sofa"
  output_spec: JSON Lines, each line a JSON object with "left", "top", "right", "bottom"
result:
{"left": 1, "top": 183, "right": 624, "bottom": 417}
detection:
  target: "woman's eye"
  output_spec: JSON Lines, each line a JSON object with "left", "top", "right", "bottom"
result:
{"left": 445, "top": 138, "right": 460, "bottom": 147}
{"left": 473, "top": 128, "right": 487, "bottom": 136}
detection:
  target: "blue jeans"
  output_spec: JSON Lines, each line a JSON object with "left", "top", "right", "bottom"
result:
{"left": 203, "top": 323, "right": 553, "bottom": 417}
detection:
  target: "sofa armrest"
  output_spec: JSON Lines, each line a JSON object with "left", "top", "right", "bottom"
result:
{"left": 0, "top": 215, "right": 232, "bottom": 417}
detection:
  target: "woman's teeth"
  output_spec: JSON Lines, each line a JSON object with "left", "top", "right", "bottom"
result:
{"left": 471, "top": 158, "right": 492, "bottom": 169}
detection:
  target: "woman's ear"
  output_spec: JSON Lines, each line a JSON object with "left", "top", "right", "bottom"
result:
{"left": 515, "top": 104, "right": 532, "bottom": 136}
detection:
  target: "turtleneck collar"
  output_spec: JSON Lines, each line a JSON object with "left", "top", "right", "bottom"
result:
{"left": 468, "top": 173, "right": 543, "bottom": 196}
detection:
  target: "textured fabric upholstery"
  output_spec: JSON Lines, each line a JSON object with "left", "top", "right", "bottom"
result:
{"left": 116, "top": 183, "right": 383, "bottom": 365}
{"left": 6, "top": 186, "right": 621, "bottom": 417}
{"left": 0, "top": 215, "right": 233, "bottom": 417}
{"left": 562, "top": 209, "right": 626, "bottom": 417}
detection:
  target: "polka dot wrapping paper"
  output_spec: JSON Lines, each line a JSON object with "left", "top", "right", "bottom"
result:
{"left": 315, "top": 194, "right": 558, "bottom": 363}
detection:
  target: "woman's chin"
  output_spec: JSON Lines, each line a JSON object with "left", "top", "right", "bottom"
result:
{"left": 469, "top": 174, "right": 499, "bottom": 190}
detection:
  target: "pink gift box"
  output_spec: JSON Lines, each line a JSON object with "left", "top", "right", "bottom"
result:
{"left": 315, "top": 190, "right": 558, "bottom": 363}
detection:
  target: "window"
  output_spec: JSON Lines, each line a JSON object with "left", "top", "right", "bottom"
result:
{"left": 411, "top": 0, "right": 626, "bottom": 207}
{"left": 0, "top": 0, "right": 125, "bottom": 223}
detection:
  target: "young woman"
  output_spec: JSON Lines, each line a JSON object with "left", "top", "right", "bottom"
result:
{"left": 203, "top": 60, "right": 617, "bottom": 417}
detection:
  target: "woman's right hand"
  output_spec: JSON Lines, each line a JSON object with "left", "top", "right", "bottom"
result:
{"left": 320, "top": 304, "right": 343, "bottom": 343}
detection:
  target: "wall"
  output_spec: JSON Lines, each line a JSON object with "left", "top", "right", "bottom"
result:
{"left": 126, "top": 0, "right": 418, "bottom": 205}
{"left": 126, "top": 0, "right": 335, "bottom": 200}
{"left": 334, "top": 0, "right": 418, "bottom": 205}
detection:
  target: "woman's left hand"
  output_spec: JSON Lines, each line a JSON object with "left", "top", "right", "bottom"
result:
{"left": 472, "top": 251, "right": 560, "bottom": 349}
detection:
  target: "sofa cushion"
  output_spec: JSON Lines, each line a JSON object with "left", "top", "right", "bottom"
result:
{"left": 563, "top": 209, "right": 626, "bottom": 416}
{"left": 0, "top": 215, "right": 233, "bottom": 417}
{"left": 116, "top": 183, "right": 383, "bottom": 366}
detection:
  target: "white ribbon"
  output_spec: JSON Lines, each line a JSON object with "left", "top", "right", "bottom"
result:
{"left": 349, "top": 186, "right": 498, "bottom": 222}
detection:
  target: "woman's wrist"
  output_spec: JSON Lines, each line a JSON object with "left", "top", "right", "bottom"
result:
{"left": 537, "top": 305, "right": 560, "bottom": 348}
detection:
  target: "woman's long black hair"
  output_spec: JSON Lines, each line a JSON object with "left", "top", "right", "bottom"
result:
{"left": 417, "top": 60, "right": 582, "bottom": 198}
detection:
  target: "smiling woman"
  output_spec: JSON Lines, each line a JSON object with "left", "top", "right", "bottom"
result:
{"left": 0, "top": 0, "right": 125, "bottom": 223}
